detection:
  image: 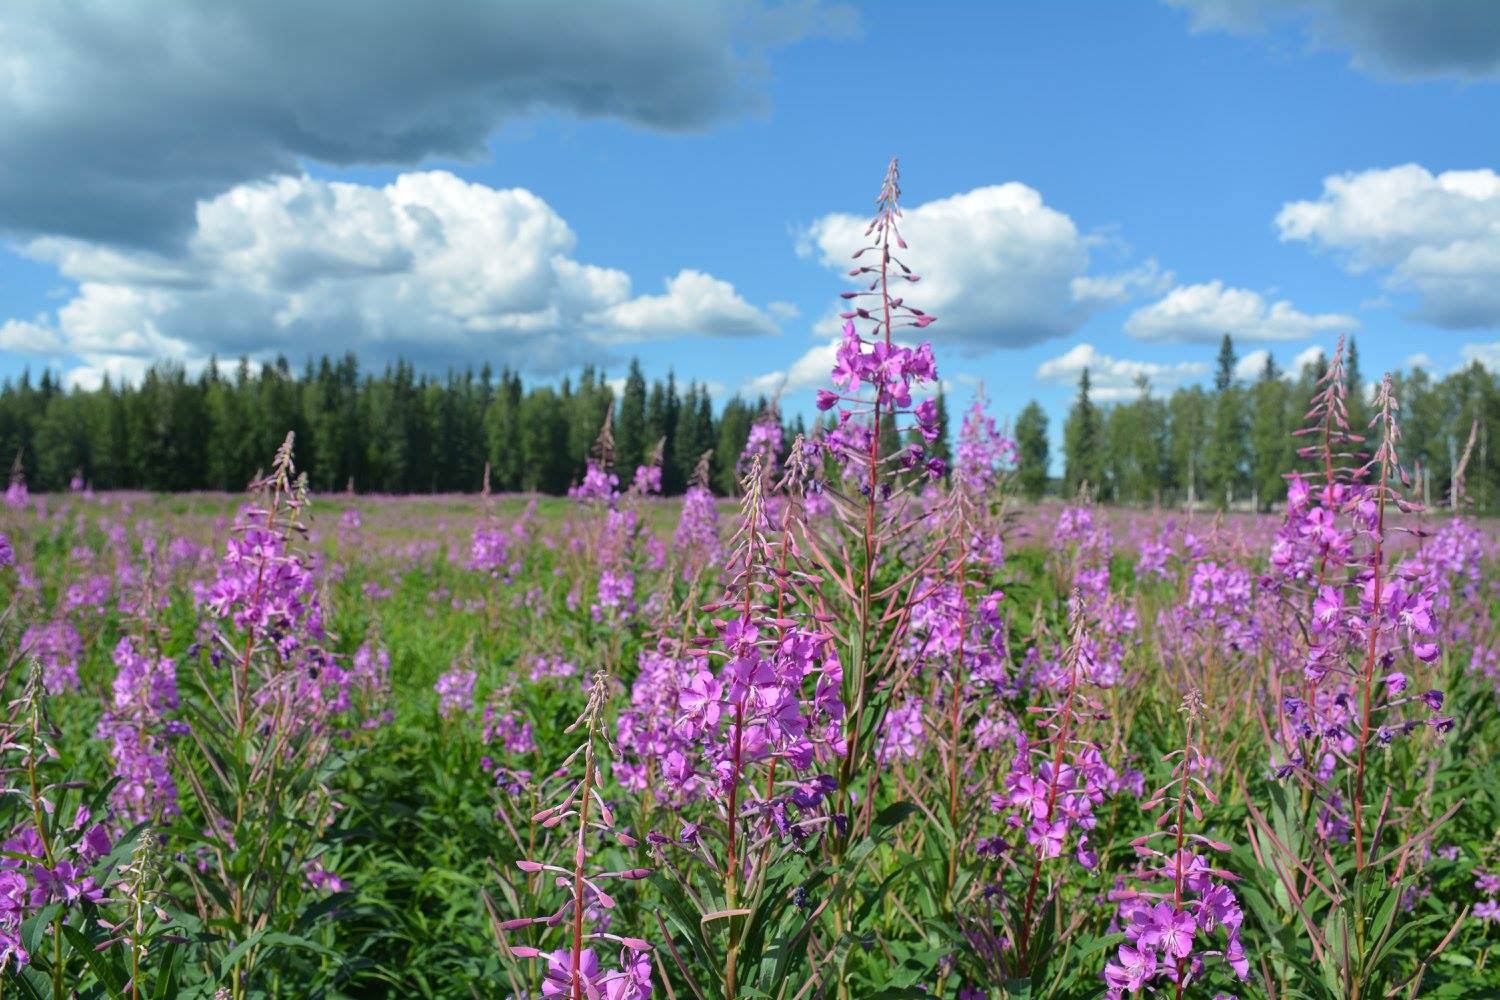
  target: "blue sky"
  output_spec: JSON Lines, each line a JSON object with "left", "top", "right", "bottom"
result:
{"left": 5, "top": 0, "right": 1500, "bottom": 451}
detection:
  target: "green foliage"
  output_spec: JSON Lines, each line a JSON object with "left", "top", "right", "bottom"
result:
{"left": 3, "top": 489, "right": 1499, "bottom": 999}
{"left": 1014, "top": 401, "right": 1049, "bottom": 501}
{"left": 0, "top": 357, "right": 774, "bottom": 496}
{"left": 1062, "top": 369, "right": 1099, "bottom": 497}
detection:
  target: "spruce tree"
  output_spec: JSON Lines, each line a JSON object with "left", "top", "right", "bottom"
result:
{"left": 1063, "top": 368, "right": 1100, "bottom": 497}
{"left": 1207, "top": 334, "right": 1246, "bottom": 508}
{"left": 1015, "top": 400, "right": 1050, "bottom": 500}
{"left": 615, "top": 358, "right": 648, "bottom": 476}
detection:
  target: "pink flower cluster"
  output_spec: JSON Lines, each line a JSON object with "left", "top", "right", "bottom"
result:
{"left": 96, "top": 637, "right": 181, "bottom": 824}
{"left": 19, "top": 619, "right": 83, "bottom": 694}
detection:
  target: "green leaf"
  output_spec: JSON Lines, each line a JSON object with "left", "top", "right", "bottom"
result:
{"left": 62, "top": 926, "right": 128, "bottom": 999}
{"left": 217, "top": 927, "right": 270, "bottom": 981}
{"left": 151, "top": 941, "right": 185, "bottom": 1000}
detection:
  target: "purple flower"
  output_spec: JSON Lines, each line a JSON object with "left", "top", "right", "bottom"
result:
{"left": 305, "top": 860, "right": 347, "bottom": 893}
{"left": 1028, "top": 818, "right": 1068, "bottom": 859}
{"left": 1104, "top": 944, "right": 1157, "bottom": 991}
{"left": 434, "top": 667, "right": 478, "bottom": 719}
{"left": 0, "top": 926, "right": 27, "bottom": 972}
{"left": 1140, "top": 903, "right": 1196, "bottom": 960}
{"left": 31, "top": 860, "right": 102, "bottom": 907}
{"left": 96, "top": 637, "right": 180, "bottom": 822}
{"left": 19, "top": 621, "right": 84, "bottom": 694}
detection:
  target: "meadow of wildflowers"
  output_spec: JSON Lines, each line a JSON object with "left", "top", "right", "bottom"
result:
{"left": 2, "top": 160, "right": 1499, "bottom": 1000}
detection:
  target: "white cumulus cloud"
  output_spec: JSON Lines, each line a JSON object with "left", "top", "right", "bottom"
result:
{"left": 593, "top": 269, "right": 775, "bottom": 343}
{"left": 1277, "top": 164, "right": 1500, "bottom": 329}
{"left": 1035, "top": 343, "right": 1209, "bottom": 402}
{"left": 1460, "top": 341, "right": 1500, "bottom": 371}
{"left": 1289, "top": 345, "right": 1327, "bottom": 375}
{"left": 741, "top": 339, "right": 840, "bottom": 397}
{"left": 6, "top": 171, "right": 780, "bottom": 381}
{"left": 1124, "top": 280, "right": 1356, "bottom": 343}
{"left": 800, "top": 183, "right": 1155, "bottom": 351}
{"left": 0, "top": 318, "right": 64, "bottom": 355}
{"left": 1234, "top": 348, "right": 1272, "bottom": 381}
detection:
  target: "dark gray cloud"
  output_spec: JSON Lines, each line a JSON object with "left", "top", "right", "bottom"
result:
{"left": 1169, "top": 0, "right": 1500, "bottom": 78}
{"left": 0, "top": 0, "right": 849, "bottom": 248}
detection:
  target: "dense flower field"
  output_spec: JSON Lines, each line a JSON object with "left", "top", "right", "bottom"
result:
{"left": 2, "top": 161, "right": 1499, "bottom": 999}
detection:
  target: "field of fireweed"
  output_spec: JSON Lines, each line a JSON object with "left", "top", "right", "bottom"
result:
{"left": 2, "top": 160, "right": 1499, "bottom": 1000}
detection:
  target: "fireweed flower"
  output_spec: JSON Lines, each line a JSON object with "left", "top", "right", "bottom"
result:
{"left": 468, "top": 524, "right": 514, "bottom": 578}
{"left": 483, "top": 705, "right": 536, "bottom": 756}
{"left": 304, "top": 859, "right": 347, "bottom": 893}
{"left": 592, "top": 569, "right": 635, "bottom": 622}
{"left": 1263, "top": 359, "right": 1446, "bottom": 812}
{"left": 739, "top": 406, "right": 784, "bottom": 479}
{"left": 569, "top": 461, "right": 620, "bottom": 504}
{"left": 1400, "top": 516, "right": 1485, "bottom": 644}
{"left": 1135, "top": 525, "right": 1173, "bottom": 579}
{"left": 1041, "top": 507, "right": 1135, "bottom": 688}
{"left": 615, "top": 646, "right": 712, "bottom": 806}
{"left": 96, "top": 637, "right": 181, "bottom": 824}
{"left": 668, "top": 458, "right": 846, "bottom": 838}
{"left": 19, "top": 619, "right": 84, "bottom": 695}
{"left": 1154, "top": 556, "right": 1261, "bottom": 683}
{"left": 435, "top": 665, "right": 479, "bottom": 719}
{"left": 177, "top": 434, "right": 365, "bottom": 993}
{"left": 672, "top": 478, "right": 721, "bottom": 576}
{"left": 792, "top": 161, "right": 963, "bottom": 877}
{"left": 954, "top": 393, "right": 1018, "bottom": 496}
{"left": 1106, "top": 693, "right": 1247, "bottom": 996}
{"left": 1, "top": 669, "right": 116, "bottom": 972}
{"left": 1474, "top": 865, "right": 1500, "bottom": 924}
{"left": 502, "top": 672, "right": 652, "bottom": 1000}
{"left": 976, "top": 596, "right": 1127, "bottom": 976}
{"left": 877, "top": 699, "right": 926, "bottom": 762}
{"left": 469, "top": 501, "right": 534, "bottom": 583}
{"left": 480, "top": 685, "right": 537, "bottom": 801}
{"left": 4, "top": 471, "right": 27, "bottom": 510}
{"left": 674, "top": 455, "right": 720, "bottom": 544}
{"left": 195, "top": 436, "right": 351, "bottom": 740}
{"left": 634, "top": 435, "right": 854, "bottom": 997}
{"left": 202, "top": 469, "right": 369, "bottom": 738}
{"left": 630, "top": 463, "right": 663, "bottom": 496}
{"left": 347, "top": 642, "right": 394, "bottom": 731}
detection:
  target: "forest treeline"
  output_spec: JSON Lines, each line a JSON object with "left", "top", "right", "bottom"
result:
{"left": 0, "top": 355, "right": 801, "bottom": 496}
{"left": 1041, "top": 335, "right": 1499, "bottom": 511}
{"left": 1, "top": 336, "right": 1498, "bottom": 506}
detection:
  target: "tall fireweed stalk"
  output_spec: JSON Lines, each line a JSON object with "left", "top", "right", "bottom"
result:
{"left": 638, "top": 451, "right": 847, "bottom": 999}
{"left": 809, "top": 157, "right": 945, "bottom": 838}
{"left": 1, "top": 660, "right": 188, "bottom": 998}
{"left": 498, "top": 669, "right": 654, "bottom": 1000}
{"left": 876, "top": 406, "right": 1018, "bottom": 997}
{"left": 1248, "top": 365, "right": 1465, "bottom": 999}
{"left": 176, "top": 433, "right": 359, "bottom": 998}
{"left": 984, "top": 592, "right": 1123, "bottom": 981}
{"left": 1106, "top": 690, "right": 1247, "bottom": 997}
